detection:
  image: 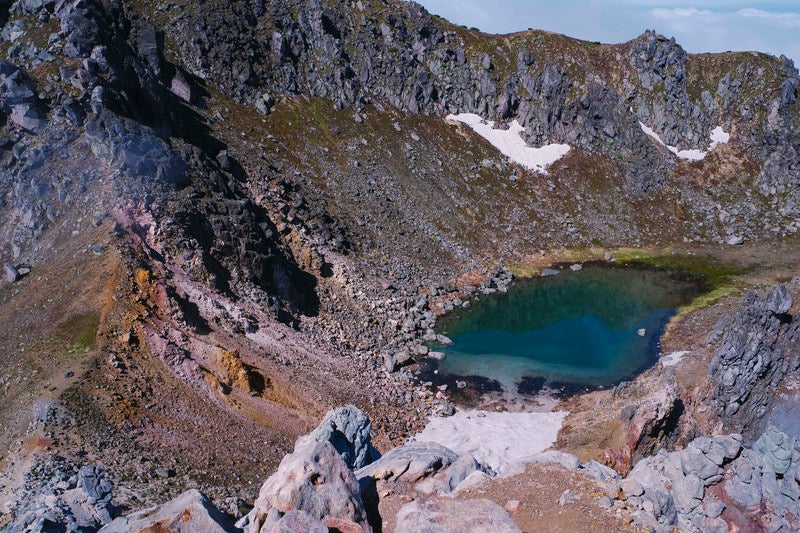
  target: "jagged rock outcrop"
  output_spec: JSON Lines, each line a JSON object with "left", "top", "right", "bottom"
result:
{"left": 236, "top": 405, "right": 490, "bottom": 532}
{"left": 707, "top": 284, "right": 800, "bottom": 437}
{"left": 538, "top": 427, "right": 800, "bottom": 532}
{"left": 2, "top": 458, "right": 115, "bottom": 533}
{"left": 309, "top": 404, "right": 381, "bottom": 470}
{"left": 158, "top": 2, "right": 800, "bottom": 199}
{"left": 100, "top": 489, "right": 236, "bottom": 533}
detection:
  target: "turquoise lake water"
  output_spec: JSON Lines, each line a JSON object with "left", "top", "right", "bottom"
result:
{"left": 431, "top": 264, "right": 706, "bottom": 396}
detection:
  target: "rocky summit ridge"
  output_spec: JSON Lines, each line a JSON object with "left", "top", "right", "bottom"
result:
{"left": 0, "top": 0, "right": 800, "bottom": 532}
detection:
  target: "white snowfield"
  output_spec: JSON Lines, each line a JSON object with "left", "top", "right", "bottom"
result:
{"left": 446, "top": 113, "right": 570, "bottom": 173}
{"left": 411, "top": 408, "right": 569, "bottom": 476}
{"left": 639, "top": 122, "right": 731, "bottom": 162}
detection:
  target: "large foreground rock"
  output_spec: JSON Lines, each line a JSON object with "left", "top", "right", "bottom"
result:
{"left": 395, "top": 496, "right": 521, "bottom": 533}
{"left": 238, "top": 436, "right": 370, "bottom": 533}
{"left": 100, "top": 489, "right": 236, "bottom": 532}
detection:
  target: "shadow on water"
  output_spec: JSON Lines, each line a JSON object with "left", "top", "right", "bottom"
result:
{"left": 420, "top": 263, "right": 707, "bottom": 404}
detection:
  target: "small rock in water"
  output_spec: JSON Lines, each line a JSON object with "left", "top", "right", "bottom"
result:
{"left": 637, "top": 328, "right": 646, "bottom": 337}
{"left": 456, "top": 380, "right": 467, "bottom": 389}
{"left": 436, "top": 334, "right": 453, "bottom": 346}
{"left": 569, "top": 264, "right": 582, "bottom": 271}
{"left": 540, "top": 268, "right": 559, "bottom": 277}
{"left": 428, "top": 351, "right": 446, "bottom": 361}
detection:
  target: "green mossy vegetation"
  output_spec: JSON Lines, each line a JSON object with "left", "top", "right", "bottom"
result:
{"left": 59, "top": 313, "right": 100, "bottom": 355}
{"left": 615, "top": 251, "right": 746, "bottom": 314}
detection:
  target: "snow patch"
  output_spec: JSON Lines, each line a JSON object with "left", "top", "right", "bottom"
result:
{"left": 639, "top": 122, "right": 731, "bottom": 162}
{"left": 709, "top": 126, "right": 730, "bottom": 148}
{"left": 411, "top": 409, "right": 569, "bottom": 476}
{"left": 446, "top": 113, "right": 570, "bottom": 173}
{"left": 660, "top": 350, "right": 690, "bottom": 367}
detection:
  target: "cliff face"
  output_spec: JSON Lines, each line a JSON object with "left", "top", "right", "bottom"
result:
{"left": 707, "top": 284, "right": 800, "bottom": 439}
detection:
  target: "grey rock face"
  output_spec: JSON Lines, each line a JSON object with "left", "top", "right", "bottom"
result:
{"left": 100, "top": 489, "right": 236, "bottom": 533}
{"left": 707, "top": 284, "right": 800, "bottom": 436}
{"left": 309, "top": 405, "right": 380, "bottom": 470}
{"left": 395, "top": 495, "right": 522, "bottom": 533}
{"left": 724, "top": 449, "right": 763, "bottom": 510}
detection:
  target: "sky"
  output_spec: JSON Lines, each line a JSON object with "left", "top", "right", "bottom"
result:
{"left": 416, "top": 1, "right": 800, "bottom": 66}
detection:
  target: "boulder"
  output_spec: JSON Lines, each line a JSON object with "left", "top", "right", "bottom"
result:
{"left": 383, "top": 348, "right": 412, "bottom": 372}
{"left": 356, "top": 442, "right": 458, "bottom": 484}
{"left": 170, "top": 71, "right": 196, "bottom": 104}
{"left": 4, "top": 459, "right": 116, "bottom": 533}
{"left": 765, "top": 284, "right": 793, "bottom": 315}
{"left": 3, "top": 263, "right": 19, "bottom": 283}
{"left": 0, "top": 62, "right": 48, "bottom": 133}
{"left": 255, "top": 93, "right": 275, "bottom": 115}
{"left": 99, "top": 489, "right": 235, "bottom": 533}
{"left": 309, "top": 405, "right": 380, "bottom": 470}
{"left": 238, "top": 436, "right": 370, "bottom": 533}
{"left": 395, "top": 496, "right": 521, "bottom": 533}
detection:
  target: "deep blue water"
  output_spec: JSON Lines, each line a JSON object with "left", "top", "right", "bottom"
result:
{"left": 432, "top": 264, "right": 705, "bottom": 395}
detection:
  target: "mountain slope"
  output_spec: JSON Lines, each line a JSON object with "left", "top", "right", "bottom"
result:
{"left": 0, "top": 0, "right": 799, "bottom": 529}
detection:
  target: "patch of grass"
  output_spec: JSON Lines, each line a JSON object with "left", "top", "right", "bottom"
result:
{"left": 615, "top": 251, "right": 747, "bottom": 316}
{"left": 676, "top": 284, "right": 743, "bottom": 315}
{"left": 617, "top": 253, "right": 743, "bottom": 289}
{"left": 508, "top": 264, "right": 541, "bottom": 278}
{"left": 58, "top": 313, "right": 99, "bottom": 354}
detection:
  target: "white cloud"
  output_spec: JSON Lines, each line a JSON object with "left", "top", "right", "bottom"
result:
{"left": 651, "top": 7, "right": 716, "bottom": 18}
{"left": 735, "top": 8, "right": 800, "bottom": 27}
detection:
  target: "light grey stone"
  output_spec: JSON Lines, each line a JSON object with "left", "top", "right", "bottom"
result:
{"left": 100, "top": 489, "right": 235, "bottom": 533}
{"left": 395, "top": 496, "right": 521, "bottom": 533}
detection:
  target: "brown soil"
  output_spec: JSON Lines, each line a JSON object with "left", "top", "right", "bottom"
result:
{"left": 459, "top": 462, "right": 640, "bottom": 532}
